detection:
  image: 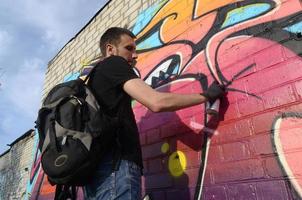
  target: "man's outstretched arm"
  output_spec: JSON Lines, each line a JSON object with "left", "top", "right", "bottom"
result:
{"left": 123, "top": 78, "right": 224, "bottom": 113}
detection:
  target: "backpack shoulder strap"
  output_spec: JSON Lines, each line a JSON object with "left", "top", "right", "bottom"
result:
{"left": 81, "top": 60, "right": 103, "bottom": 84}
{"left": 54, "top": 185, "right": 77, "bottom": 200}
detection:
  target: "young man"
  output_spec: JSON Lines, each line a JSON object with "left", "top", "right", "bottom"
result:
{"left": 84, "top": 27, "right": 225, "bottom": 200}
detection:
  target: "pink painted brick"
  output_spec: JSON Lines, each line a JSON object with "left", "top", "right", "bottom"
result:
{"left": 256, "top": 180, "right": 290, "bottom": 200}
{"left": 175, "top": 132, "right": 203, "bottom": 151}
{"left": 146, "top": 128, "right": 160, "bottom": 144}
{"left": 180, "top": 117, "right": 199, "bottom": 131}
{"left": 254, "top": 43, "right": 285, "bottom": 70}
{"left": 142, "top": 142, "right": 165, "bottom": 159}
{"left": 252, "top": 110, "right": 279, "bottom": 134}
{"left": 211, "top": 159, "right": 265, "bottom": 183}
{"left": 221, "top": 56, "right": 256, "bottom": 85}
{"left": 140, "top": 132, "right": 147, "bottom": 145}
{"left": 217, "top": 37, "right": 260, "bottom": 69}
{"left": 262, "top": 84, "right": 296, "bottom": 109}
{"left": 222, "top": 102, "right": 241, "bottom": 121}
{"left": 237, "top": 95, "right": 264, "bottom": 117}
{"left": 226, "top": 78, "right": 250, "bottom": 103}
{"left": 283, "top": 45, "right": 300, "bottom": 59}
{"left": 183, "top": 53, "right": 211, "bottom": 77}
{"left": 160, "top": 121, "right": 181, "bottom": 138}
{"left": 281, "top": 103, "right": 302, "bottom": 113}
{"left": 227, "top": 183, "right": 257, "bottom": 200}
{"left": 140, "top": 113, "right": 167, "bottom": 132}
{"left": 207, "top": 145, "right": 223, "bottom": 164}
{"left": 274, "top": 126, "right": 302, "bottom": 152}
{"left": 246, "top": 57, "right": 302, "bottom": 94}
{"left": 215, "top": 119, "right": 253, "bottom": 144}
{"left": 203, "top": 166, "right": 213, "bottom": 185}
{"left": 175, "top": 105, "right": 199, "bottom": 120}
{"left": 133, "top": 103, "right": 149, "bottom": 122}
{"left": 221, "top": 141, "right": 251, "bottom": 162}
{"left": 263, "top": 156, "right": 284, "bottom": 178}
{"left": 203, "top": 186, "right": 228, "bottom": 200}
{"left": 234, "top": 118, "right": 254, "bottom": 137}
{"left": 249, "top": 134, "right": 275, "bottom": 156}
{"left": 215, "top": 123, "right": 238, "bottom": 143}
{"left": 160, "top": 117, "right": 197, "bottom": 139}
{"left": 294, "top": 79, "right": 302, "bottom": 99}
{"left": 184, "top": 150, "right": 201, "bottom": 168}
{"left": 173, "top": 167, "right": 199, "bottom": 188}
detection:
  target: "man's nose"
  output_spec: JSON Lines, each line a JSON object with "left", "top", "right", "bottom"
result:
{"left": 132, "top": 51, "right": 138, "bottom": 59}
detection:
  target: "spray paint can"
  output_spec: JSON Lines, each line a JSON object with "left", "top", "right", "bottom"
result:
{"left": 206, "top": 99, "right": 220, "bottom": 116}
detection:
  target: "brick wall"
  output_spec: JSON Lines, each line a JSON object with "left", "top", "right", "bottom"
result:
{"left": 5, "top": 0, "right": 302, "bottom": 199}
{"left": 0, "top": 130, "right": 35, "bottom": 200}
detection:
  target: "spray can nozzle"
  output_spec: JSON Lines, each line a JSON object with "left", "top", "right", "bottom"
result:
{"left": 206, "top": 99, "right": 220, "bottom": 116}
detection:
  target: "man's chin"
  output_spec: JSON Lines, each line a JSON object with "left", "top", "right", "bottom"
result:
{"left": 129, "top": 60, "right": 137, "bottom": 67}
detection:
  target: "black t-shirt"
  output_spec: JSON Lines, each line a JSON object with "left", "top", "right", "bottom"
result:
{"left": 88, "top": 55, "right": 143, "bottom": 168}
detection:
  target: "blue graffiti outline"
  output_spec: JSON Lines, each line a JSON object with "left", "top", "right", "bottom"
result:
{"left": 24, "top": 130, "right": 40, "bottom": 200}
{"left": 136, "top": 30, "right": 163, "bottom": 50}
{"left": 63, "top": 72, "right": 81, "bottom": 82}
{"left": 132, "top": 0, "right": 167, "bottom": 35}
{"left": 284, "top": 21, "right": 302, "bottom": 33}
{"left": 222, "top": 3, "right": 271, "bottom": 28}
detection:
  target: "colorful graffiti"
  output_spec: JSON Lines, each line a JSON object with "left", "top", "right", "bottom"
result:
{"left": 132, "top": 0, "right": 302, "bottom": 199}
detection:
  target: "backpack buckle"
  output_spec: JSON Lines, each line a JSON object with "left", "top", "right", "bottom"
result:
{"left": 61, "top": 136, "right": 67, "bottom": 145}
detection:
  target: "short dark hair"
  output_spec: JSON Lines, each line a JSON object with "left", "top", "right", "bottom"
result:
{"left": 99, "top": 27, "right": 136, "bottom": 56}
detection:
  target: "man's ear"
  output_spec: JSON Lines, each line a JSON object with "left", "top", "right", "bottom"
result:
{"left": 106, "top": 44, "right": 115, "bottom": 56}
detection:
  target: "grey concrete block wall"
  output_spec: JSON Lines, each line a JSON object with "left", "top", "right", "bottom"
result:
{"left": 0, "top": 131, "right": 35, "bottom": 200}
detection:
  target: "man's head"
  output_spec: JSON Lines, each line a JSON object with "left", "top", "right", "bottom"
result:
{"left": 100, "top": 27, "right": 137, "bottom": 65}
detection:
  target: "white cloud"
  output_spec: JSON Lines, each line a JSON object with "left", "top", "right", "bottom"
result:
{"left": 0, "top": 115, "right": 14, "bottom": 136}
{"left": 2, "top": 58, "right": 45, "bottom": 119}
{"left": 0, "top": 30, "right": 12, "bottom": 56}
{"left": 17, "top": 0, "right": 104, "bottom": 50}
{"left": 0, "top": 58, "right": 44, "bottom": 151}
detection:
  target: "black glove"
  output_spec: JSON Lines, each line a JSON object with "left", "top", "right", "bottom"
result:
{"left": 201, "top": 81, "right": 225, "bottom": 103}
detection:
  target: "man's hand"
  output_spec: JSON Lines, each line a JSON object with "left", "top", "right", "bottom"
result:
{"left": 201, "top": 81, "right": 225, "bottom": 103}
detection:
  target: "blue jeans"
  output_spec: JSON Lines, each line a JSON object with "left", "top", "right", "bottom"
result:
{"left": 83, "top": 155, "right": 142, "bottom": 200}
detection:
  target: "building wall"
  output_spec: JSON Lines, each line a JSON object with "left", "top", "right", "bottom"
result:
{"left": 0, "top": 131, "right": 35, "bottom": 200}
{"left": 21, "top": 0, "right": 302, "bottom": 199}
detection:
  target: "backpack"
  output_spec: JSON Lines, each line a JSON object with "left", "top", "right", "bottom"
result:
{"left": 35, "top": 66, "right": 119, "bottom": 198}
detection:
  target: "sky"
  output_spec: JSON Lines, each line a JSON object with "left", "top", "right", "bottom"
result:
{"left": 0, "top": 0, "right": 109, "bottom": 154}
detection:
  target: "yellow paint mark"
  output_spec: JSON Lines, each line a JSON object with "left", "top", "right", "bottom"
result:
{"left": 80, "top": 59, "right": 90, "bottom": 66}
{"left": 168, "top": 151, "right": 187, "bottom": 177}
{"left": 161, "top": 143, "right": 170, "bottom": 153}
{"left": 195, "top": 0, "right": 241, "bottom": 17}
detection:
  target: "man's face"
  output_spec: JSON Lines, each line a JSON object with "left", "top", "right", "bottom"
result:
{"left": 108, "top": 34, "right": 138, "bottom": 66}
